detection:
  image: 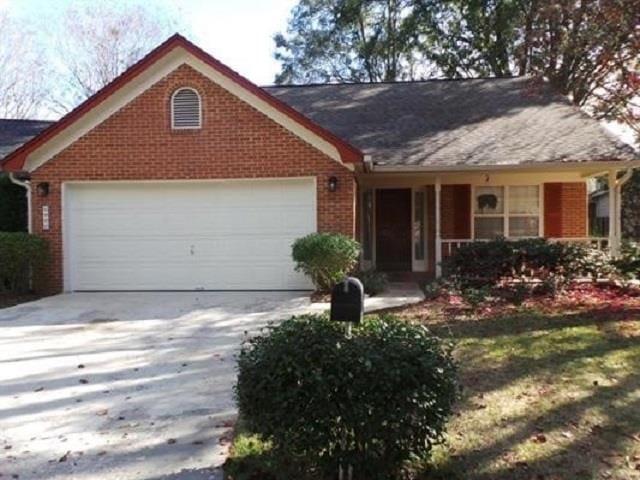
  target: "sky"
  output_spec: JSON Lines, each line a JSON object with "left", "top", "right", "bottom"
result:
{"left": 0, "top": 0, "right": 298, "bottom": 86}
{"left": 0, "top": 0, "right": 636, "bottom": 146}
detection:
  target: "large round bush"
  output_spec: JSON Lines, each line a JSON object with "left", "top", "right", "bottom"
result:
{"left": 235, "top": 315, "right": 457, "bottom": 479}
{"left": 291, "top": 233, "right": 360, "bottom": 292}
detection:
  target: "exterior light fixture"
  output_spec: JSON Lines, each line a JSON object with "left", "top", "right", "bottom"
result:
{"left": 36, "top": 182, "right": 50, "bottom": 197}
{"left": 328, "top": 176, "right": 338, "bottom": 192}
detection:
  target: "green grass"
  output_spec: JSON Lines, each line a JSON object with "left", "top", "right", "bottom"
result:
{"left": 415, "top": 305, "right": 640, "bottom": 480}
{"left": 225, "top": 301, "right": 640, "bottom": 480}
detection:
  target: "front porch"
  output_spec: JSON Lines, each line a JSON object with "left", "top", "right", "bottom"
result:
{"left": 357, "top": 168, "right": 628, "bottom": 277}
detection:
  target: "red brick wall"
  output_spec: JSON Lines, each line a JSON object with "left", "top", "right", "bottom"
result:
{"left": 441, "top": 184, "right": 471, "bottom": 239}
{"left": 30, "top": 64, "right": 355, "bottom": 293}
{"left": 544, "top": 182, "right": 587, "bottom": 238}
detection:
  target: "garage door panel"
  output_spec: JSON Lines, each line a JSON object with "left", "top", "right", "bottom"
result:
{"left": 66, "top": 179, "right": 316, "bottom": 291}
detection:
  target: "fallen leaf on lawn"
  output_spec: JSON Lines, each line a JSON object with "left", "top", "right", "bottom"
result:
{"left": 600, "top": 458, "right": 614, "bottom": 467}
{"left": 533, "top": 433, "right": 547, "bottom": 443}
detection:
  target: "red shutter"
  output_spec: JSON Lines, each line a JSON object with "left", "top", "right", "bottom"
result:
{"left": 453, "top": 184, "right": 471, "bottom": 238}
{"left": 544, "top": 183, "right": 563, "bottom": 237}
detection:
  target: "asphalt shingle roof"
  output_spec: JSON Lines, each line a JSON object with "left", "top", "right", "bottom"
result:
{"left": 0, "top": 119, "right": 53, "bottom": 160}
{"left": 266, "top": 77, "right": 637, "bottom": 167}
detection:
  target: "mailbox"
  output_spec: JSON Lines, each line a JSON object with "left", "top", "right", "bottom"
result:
{"left": 330, "top": 277, "right": 364, "bottom": 324}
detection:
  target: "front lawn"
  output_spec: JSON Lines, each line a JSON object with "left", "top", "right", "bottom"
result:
{"left": 400, "top": 285, "right": 640, "bottom": 480}
{"left": 225, "top": 285, "right": 640, "bottom": 479}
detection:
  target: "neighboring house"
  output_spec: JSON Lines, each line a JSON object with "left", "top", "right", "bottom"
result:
{"left": 1, "top": 35, "right": 638, "bottom": 294}
{"left": 0, "top": 119, "right": 55, "bottom": 160}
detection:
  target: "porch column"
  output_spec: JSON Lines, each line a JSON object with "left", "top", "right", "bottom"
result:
{"left": 608, "top": 169, "right": 620, "bottom": 256}
{"left": 435, "top": 177, "right": 442, "bottom": 277}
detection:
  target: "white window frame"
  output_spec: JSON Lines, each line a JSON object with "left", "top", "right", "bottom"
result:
{"left": 412, "top": 187, "right": 428, "bottom": 272}
{"left": 171, "top": 87, "right": 202, "bottom": 130}
{"left": 360, "top": 187, "right": 376, "bottom": 270}
{"left": 359, "top": 187, "right": 429, "bottom": 272}
{"left": 471, "top": 184, "right": 543, "bottom": 239}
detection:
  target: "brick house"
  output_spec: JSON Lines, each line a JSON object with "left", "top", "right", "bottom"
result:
{"left": 1, "top": 35, "right": 638, "bottom": 293}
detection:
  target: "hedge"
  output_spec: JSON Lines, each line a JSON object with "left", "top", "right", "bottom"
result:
{"left": 0, "top": 232, "right": 49, "bottom": 293}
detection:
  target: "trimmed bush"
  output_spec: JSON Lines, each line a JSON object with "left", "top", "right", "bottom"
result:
{"left": 235, "top": 315, "right": 457, "bottom": 479}
{"left": 0, "top": 232, "right": 49, "bottom": 292}
{"left": 354, "top": 268, "right": 388, "bottom": 295}
{"left": 613, "top": 241, "right": 640, "bottom": 279}
{"left": 442, "top": 238, "right": 613, "bottom": 289}
{"left": 292, "top": 233, "right": 360, "bottom": 292}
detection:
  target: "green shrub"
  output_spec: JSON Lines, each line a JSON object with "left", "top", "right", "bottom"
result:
{"left": 461, "top": 286, "right": 491, "bottom": 307}
{"left": 0, "top": 232, "right": 49, "bottom": 292}
{"left": 235, "top": 315, "right": 457, "bottom": 479}
{"left": 0, "top": 174, "right": 27, "bottom": 232}
{"left": 292, "top": 233, "right": 360, "bottom": 292}
{"left": 354, "top": 268, "right": 388, "bottom": 295}
{"left": 443, "top": 238, "right": 613, "bottom": 289}
{"left": 613, "top": 242, "right": 640, "bottom": 278}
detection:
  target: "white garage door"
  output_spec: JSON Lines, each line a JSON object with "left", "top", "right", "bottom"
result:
{"left": 64, "top": 179, "right": 316, "bottom": 291}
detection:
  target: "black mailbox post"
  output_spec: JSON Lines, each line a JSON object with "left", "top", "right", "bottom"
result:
{"left": 330, "top": 277, "right": 364, "bottom": 324}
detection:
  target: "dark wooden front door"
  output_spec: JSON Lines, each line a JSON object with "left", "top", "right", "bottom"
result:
{"left": 376, "top": 189, "right": 412, "bottom": 271}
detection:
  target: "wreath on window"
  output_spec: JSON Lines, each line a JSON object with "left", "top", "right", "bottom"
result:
{"left": 477, "top": 194, "right": 498, "bottom": 211}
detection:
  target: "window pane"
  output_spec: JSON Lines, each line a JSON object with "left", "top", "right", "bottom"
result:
{"left": 509, "top": 186, "right": 539, "bottom": 214}
{"left": 475, "top": 186, "right": 504, "bottom": 214}
{"left": 413, "top": 191, "right": 425, "bottom": 260}
{"left": 509, "top": 216, "right": 539, "bottom": 237}
{"left": 363, "top": 190, "right": 374, "bottom": 260}
{"left": 474, "top": 217, "right": 504, "bottom": 239}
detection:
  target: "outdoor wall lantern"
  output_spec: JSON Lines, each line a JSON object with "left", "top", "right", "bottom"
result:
{"left": 36, "top": 182, "right": 50, "bottom": 197}
{"left": 328, "top": 176, "right": 338, "bottom": 192}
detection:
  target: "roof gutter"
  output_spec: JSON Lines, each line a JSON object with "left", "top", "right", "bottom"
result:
{"left": 8, "top": 172, "right": 32, "bottom": 233}
{"left": 370, "top": 159, "right": 640, "bottom": 174}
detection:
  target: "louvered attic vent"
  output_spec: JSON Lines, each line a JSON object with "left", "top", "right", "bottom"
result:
{"left": 171, "top": 87, "right": 201, "bottom": 129}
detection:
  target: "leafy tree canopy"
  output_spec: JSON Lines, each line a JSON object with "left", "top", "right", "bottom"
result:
{"left": 275, "top": 0, "right": 639, "bottom": 139}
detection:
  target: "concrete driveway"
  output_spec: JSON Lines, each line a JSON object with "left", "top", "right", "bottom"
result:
{"left": 0, "top": 292, "right": 320, "bottom": 480}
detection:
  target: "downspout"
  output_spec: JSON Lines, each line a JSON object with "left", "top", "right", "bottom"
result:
{"left": 363, "top": 154, "right": 373, "bottom": 173}
{"left": 616, "top": 168, "right": 634, "bottom": 251}
{"left": 8, "top": 172, "right": 32, "bottom": 233}
{"left": 607, "top": 168, "right": 634, "bottom": 256}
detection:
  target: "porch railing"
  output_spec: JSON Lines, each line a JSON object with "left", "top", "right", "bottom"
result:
{"left": 440, "top": 237, "right": 609, "bottom": 258}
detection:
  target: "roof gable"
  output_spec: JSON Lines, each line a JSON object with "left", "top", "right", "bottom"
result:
{"left": 1, "top": 35, "right": 362, "bottom": 172}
